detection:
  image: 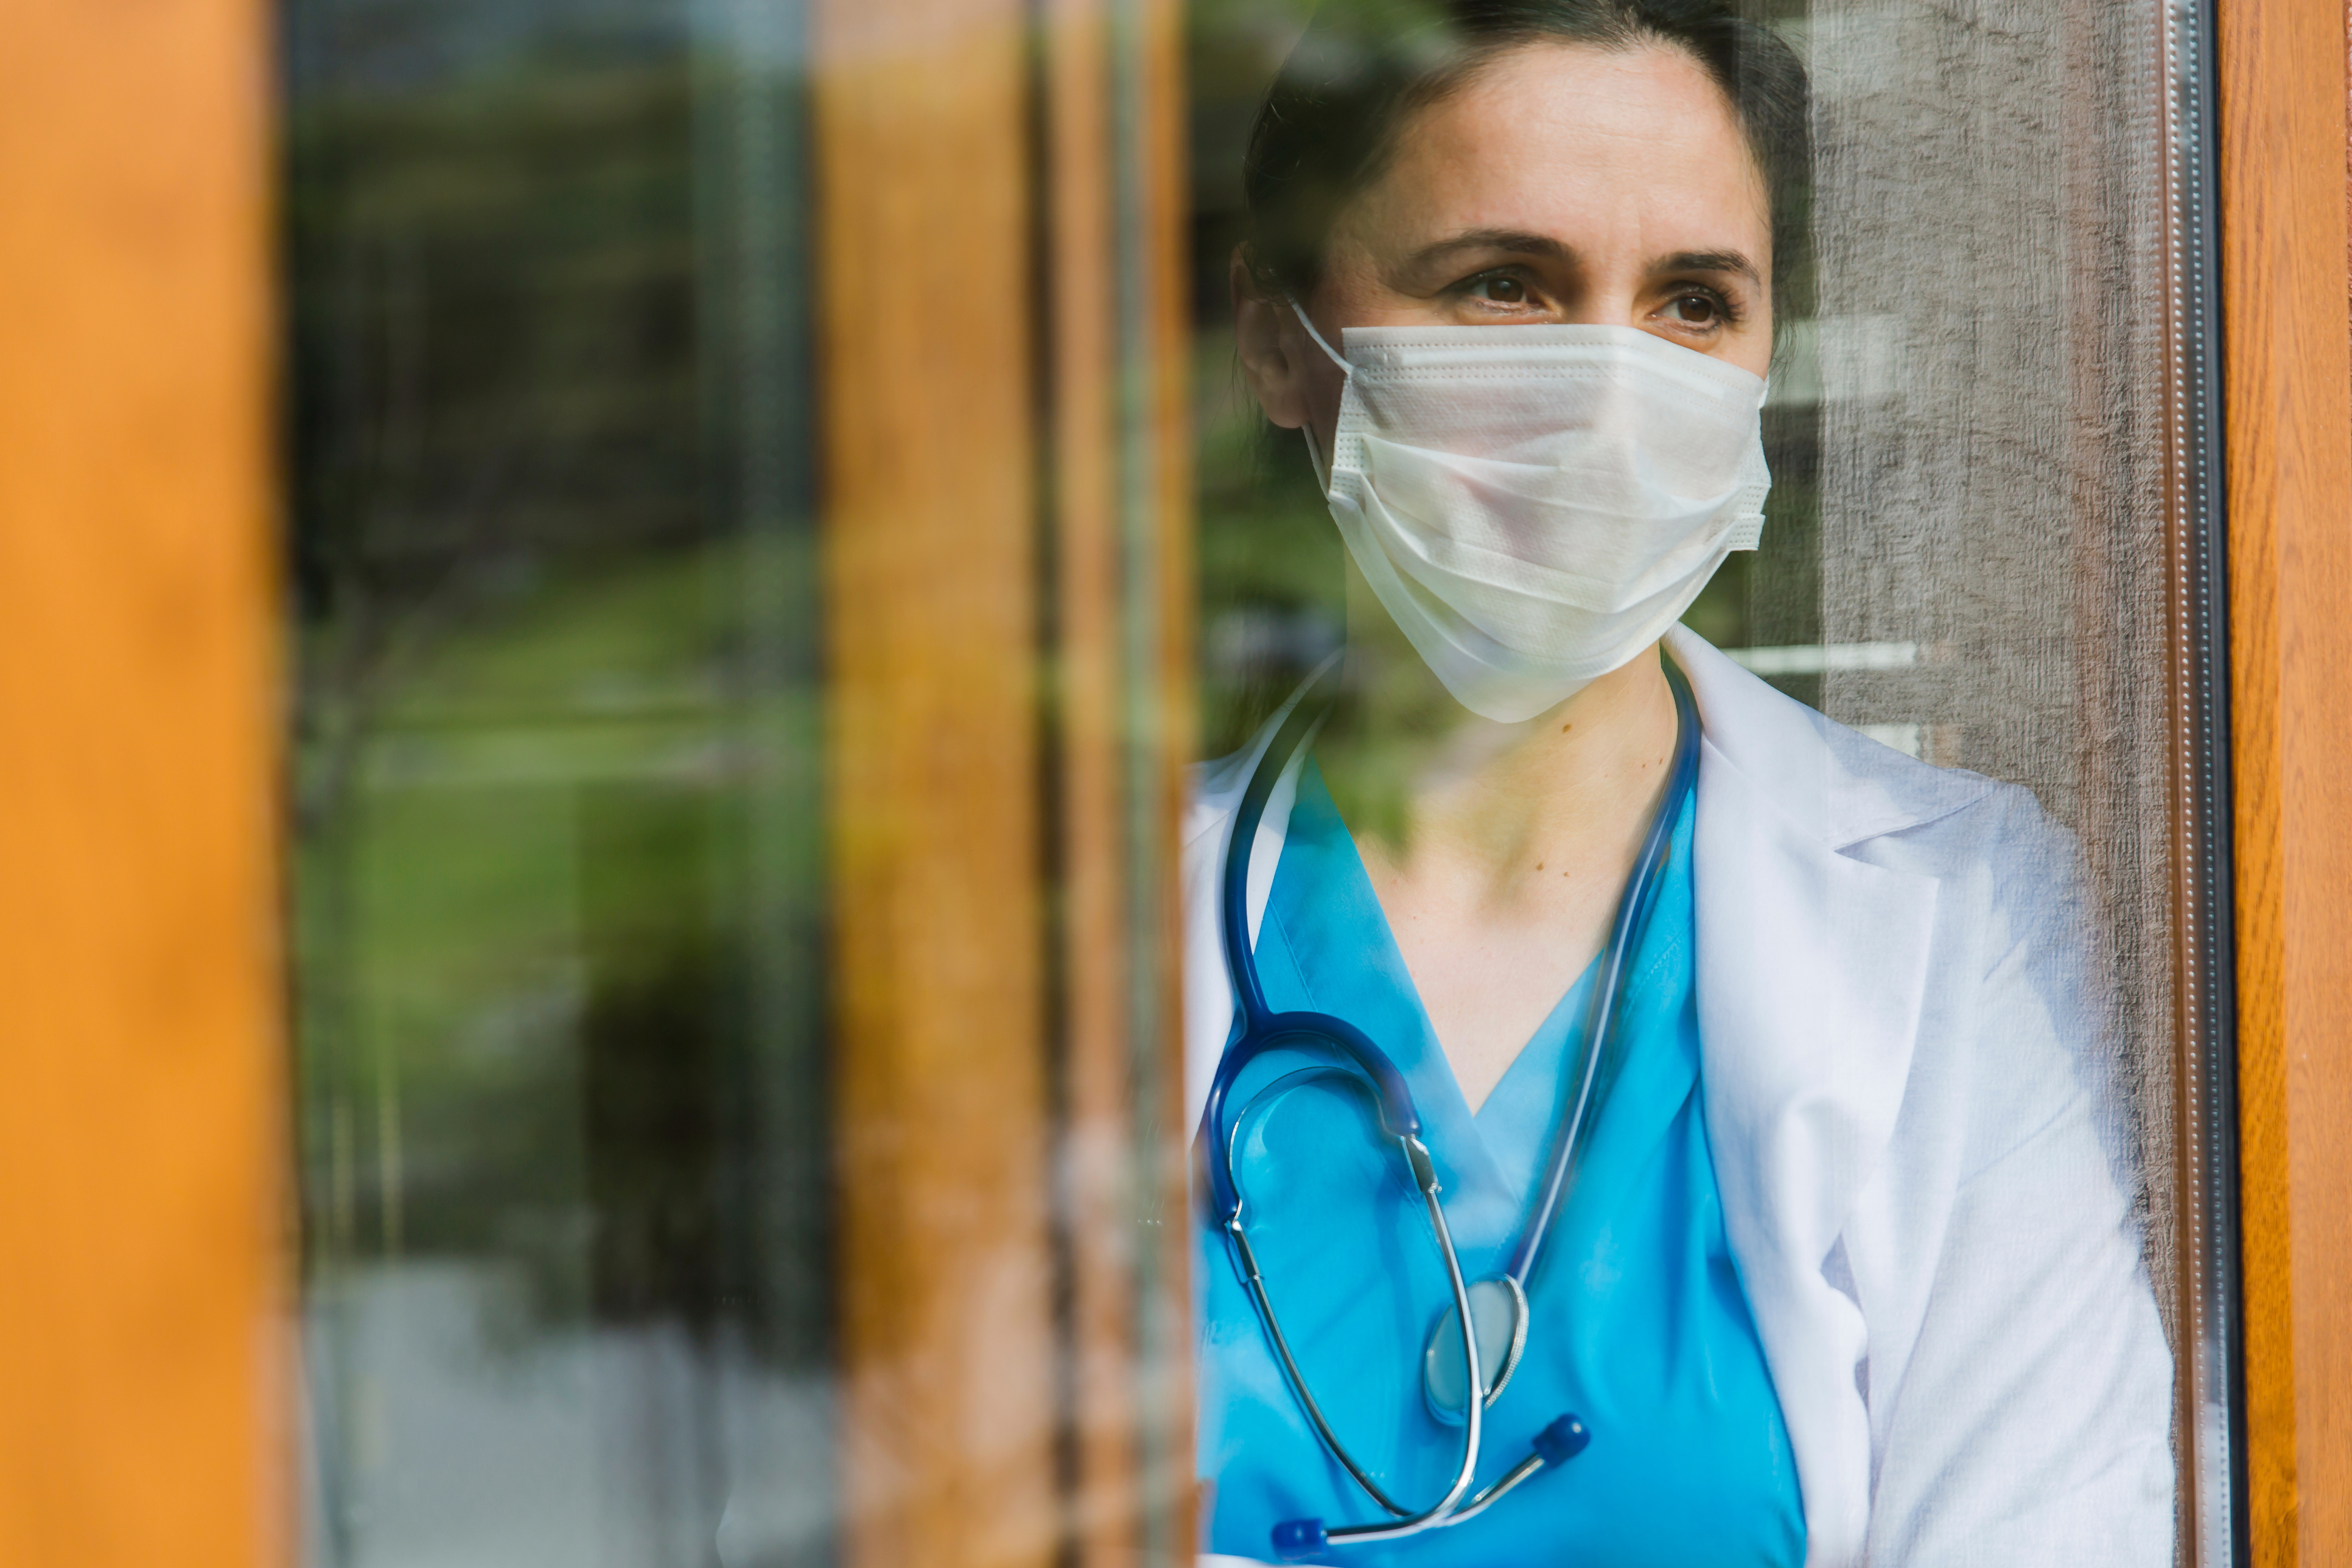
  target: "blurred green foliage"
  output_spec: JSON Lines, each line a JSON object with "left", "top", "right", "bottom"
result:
{"left": 286, "top": 5, "right": 824, "bottom": 1362}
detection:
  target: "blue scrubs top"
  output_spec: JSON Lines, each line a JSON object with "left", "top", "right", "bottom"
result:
{"left": 1197, "top": 762, "right": 1804, "bottom": 1566}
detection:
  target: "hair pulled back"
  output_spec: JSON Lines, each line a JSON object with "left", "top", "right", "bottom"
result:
{"left": 1242, "top": 1, "right": 1811, "bottom": 306}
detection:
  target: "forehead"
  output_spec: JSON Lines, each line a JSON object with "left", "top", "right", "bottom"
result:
{"left": 1339, "top": 41, "right": 1771, "bottom": 265}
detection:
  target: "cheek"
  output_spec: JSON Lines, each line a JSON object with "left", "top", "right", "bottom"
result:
{"left": 1728, "top": 319, "right": 1774, "bottom": 381}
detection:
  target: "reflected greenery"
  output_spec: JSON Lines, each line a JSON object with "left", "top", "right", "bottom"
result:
{"left": 287, "top": 4, "right": 826, "bottom": 1559}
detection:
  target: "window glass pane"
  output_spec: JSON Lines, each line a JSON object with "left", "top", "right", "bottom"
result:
{"left": 285, "top": 0, "right": 2231, "bottom": 1561}
{"left": 1186, "top": 1, "right": 2219, "bottom": 1560}
{"left": 286, "top": 4, "right": 829, "bottom": 1561}
{"left": 287, "top": 1, "right": 1195, "bottom": 1563}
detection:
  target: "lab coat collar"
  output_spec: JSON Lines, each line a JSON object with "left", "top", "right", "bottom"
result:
{"left": 1664, "top": 626, "right": 1991, "bottom": 850}
{"left": 1664, "top": 626, "right": 1972, "bottom": 1568}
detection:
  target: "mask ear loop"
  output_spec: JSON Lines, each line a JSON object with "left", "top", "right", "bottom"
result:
{"left": 1286, "top": 296, "right": 1350, "bottom": 492}
{"left": 1287, "top": 295, "right": 1349, "bottom": 371}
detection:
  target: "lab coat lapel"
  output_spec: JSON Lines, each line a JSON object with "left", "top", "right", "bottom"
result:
{"left": 1668, "top": 630, "right": 1945, "bottom": 1568}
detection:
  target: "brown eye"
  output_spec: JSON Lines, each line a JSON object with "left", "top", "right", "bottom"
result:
{"left": 1669, "top": 291, "right": 1720, "bottom": 325}
{"left": 1480, "top": 275, "right": 1527, "bottom": 304}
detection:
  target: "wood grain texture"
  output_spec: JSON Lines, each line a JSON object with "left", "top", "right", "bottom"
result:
{"left": 818, "top": 1, "right": 1194, "bottom": 1558}
{"left": 2217, "top": 0, "right": 2352, "bottom": 1560}
{"left": 0, "top": 2, "right": 282, "bottom": 1564}
{"left": 1051, "top": 0, "right": 1195, "bottom": 1552}
{"left": 1133, "top": 0, "right": 1199, "bottom": 1550}
{"left": 815, "top": 3, "right": 1058, "bottom": 1563}
{"left": 1042, "top": 1, "right": 1146, "bottom": 1558}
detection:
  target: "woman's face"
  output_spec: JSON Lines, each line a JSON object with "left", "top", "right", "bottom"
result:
{"left": 1239, "top": 40, "right": 1775, "bottom": 441}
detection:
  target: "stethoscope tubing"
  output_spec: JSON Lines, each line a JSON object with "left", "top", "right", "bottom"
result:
{"left": 1222, "top": 1116, "right": 1442, "bottom": 1519}
{"left": 1201, "top": 663, "right": 1424, "bottom": 1230}
{"left": 1232, "top": 1138, "right": 1487, "bottom": 1544}
{"left": 1507, "top": 656, "right": 1701, "bottom": 1284}
{"left": 1200, "top": 651, "right": 1698, "bottom": 1556}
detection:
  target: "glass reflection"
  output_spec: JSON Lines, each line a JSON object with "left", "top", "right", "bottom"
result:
{"left": 1185, "top": 2, "right": 2174, "bottom": 1563}
{"left": 285, "top": 1, "right": 825, "bottom": 1563}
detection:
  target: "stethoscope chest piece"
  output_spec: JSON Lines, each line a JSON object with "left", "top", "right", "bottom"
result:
{"left": 1423, "top": 1273, "right": 1528, "bottom": 1424}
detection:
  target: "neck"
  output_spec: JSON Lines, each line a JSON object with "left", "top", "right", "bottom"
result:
{"left": 1317, "top": 562, "right": 1677, "bottom": 908}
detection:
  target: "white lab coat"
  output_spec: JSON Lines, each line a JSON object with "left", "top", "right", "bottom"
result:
{"left": 1185, "top": 626, "right": 2174, "bottom": 1567}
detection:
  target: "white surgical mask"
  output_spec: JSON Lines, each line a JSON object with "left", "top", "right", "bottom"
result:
{"left": 1292, "top": 303, "right": 1771, "bottom": 722}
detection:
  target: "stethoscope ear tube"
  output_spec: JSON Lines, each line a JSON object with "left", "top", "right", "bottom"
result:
{"left": 1284, "top": 1132, "right": 1488, "bottom": 1554}
{"left": 1218, "top": 665, "right": 1339, "bottom": 1036}
{"left": 1203, "top": 656, "right": 1419, "bottom": 1227}
{"left": 1208, "top": 651, "right": 1696, "bottom": 1552}
{"left": 1200, "top": 1011, "right": 1424, "bottom": 1225}
{"left": 1504, "top": 654, "right": 1701, "bottom": 1287}
{"left": 1270, "top": 1410, "right": 1594, "bottom": 1561}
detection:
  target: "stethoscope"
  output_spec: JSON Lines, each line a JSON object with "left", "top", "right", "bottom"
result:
{"left": 1197, "top": 654, "right": 1701, "bottom": 1561}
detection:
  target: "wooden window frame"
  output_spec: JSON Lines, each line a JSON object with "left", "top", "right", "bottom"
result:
{"left": 814, "top": 0, "right": 1191, "bottom": 1561}
{"left": 26, "top": 1, "right": 2352, "bottom": 1563}
{"left": 0, "top": 2, "right": 282, "bottom": 1564}
{"left": 2218, "top": 0, "right": 2352, "bottom": 1561}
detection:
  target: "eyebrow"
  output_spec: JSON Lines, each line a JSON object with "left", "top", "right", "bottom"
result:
{"left": 1398, "top": 232, "right": 1764, "bottom": 289}
{"left": 1401, "top": 229, "right": 1577, "bottom": 272}
{"left": 1659, "top": 250, "right": 1763, "bottom": 287}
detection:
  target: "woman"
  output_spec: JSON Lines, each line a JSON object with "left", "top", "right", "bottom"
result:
{"left": 1185, "top": 3, "right": 2172, "bottom": 1564}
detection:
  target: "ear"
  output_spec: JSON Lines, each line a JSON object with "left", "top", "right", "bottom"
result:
{"left": 1231, "top": 248, "right": 1315, "bottom": 431}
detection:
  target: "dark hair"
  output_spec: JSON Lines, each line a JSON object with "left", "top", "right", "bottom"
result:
{"left": 1242, "top": 1, "right": 1811, "bottom": 309}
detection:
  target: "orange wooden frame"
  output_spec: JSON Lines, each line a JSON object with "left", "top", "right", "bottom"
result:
{"left": 7, "top": 0, "right": 1192, "bottom": 1557}
{"left": 0, "top": 2, "right": 281, "bottom": 1564}
{"left": 816, "top": 0, "right": 1191, "bottom": 1561}
{"left": 816, "top": 4, "right": 1060, "bottom": 1561}
{"left": 34, "top": 4, "right": 2352, "bottom": 1565}
{"left": 2217, "top": 0, "right": 2352, "bottom": 1560}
